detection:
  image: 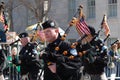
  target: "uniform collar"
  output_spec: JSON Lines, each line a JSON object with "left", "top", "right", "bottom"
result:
{"left": 48, "top": 34, "right": 61, "bottom": 47}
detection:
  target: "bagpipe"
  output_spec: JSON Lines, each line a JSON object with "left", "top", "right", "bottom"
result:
{"left": 77, "top": 33, "right": 110, "bottom": 63}
{"left": 75, "top": 28, "right": 110, "bottom": 63}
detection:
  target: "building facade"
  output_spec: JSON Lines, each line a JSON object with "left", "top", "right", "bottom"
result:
{"left": 48, "top": 0, "right": 120, "bottom": 44}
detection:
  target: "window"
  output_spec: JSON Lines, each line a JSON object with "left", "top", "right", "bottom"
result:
{"left": 68, "top": 0, "right": 76, "bottom": 21}
{"left": 87, "top": 0, "right": 95, "bottom": 19}
{"left": 108, "top": 0, "right": 117, "bottom": 17}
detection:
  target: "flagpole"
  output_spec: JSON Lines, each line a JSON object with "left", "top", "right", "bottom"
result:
{"left": 61, "top": 5, "right": 81, "bottom": 41}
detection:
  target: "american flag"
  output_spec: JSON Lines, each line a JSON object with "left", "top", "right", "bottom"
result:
{"left": 101, "top": 15, "right": 110, "bottom": 36}
{"left": 76, "top": 16, "right": 90, "bottom": 36}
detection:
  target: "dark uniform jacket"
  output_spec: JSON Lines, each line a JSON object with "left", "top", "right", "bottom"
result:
{"left": 43, "top": 35, "right": 82, "bottom": 80}
{"left": 76, "top": 38, "right": 108, "bottom": 75}
{"left": 13, "top": 42, "right": 41, "bottom": 75}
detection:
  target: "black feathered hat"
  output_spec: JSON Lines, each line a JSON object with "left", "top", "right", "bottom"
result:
{"left": 88, "top": 26, "right": 96, "bottom": 36}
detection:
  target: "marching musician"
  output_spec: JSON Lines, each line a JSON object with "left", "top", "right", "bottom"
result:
{"left": 12, "top": 32, "right": 41, "bottom": 80}
{"left": 41, "top": 19, "right": 82, "bottom": 80}
{"left": 76, "top": 26, "right": 108, "bottom": 80}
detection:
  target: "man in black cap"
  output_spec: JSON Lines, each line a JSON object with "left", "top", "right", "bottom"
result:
{"left": 76, "top": 26, "right": 108, "bottom": 80}
{"left": 12, "top": 32, "right": 41, "bottom": 80}
{"left": 41, "top": 19, "right": 82, "bottom": 80}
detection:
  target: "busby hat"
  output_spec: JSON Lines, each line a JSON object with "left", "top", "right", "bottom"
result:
{"left": 88, "top": 26, "right": 96, "bottom": 36}
{"left": 18, "top": 32, "right": 28, "bottom": 38}
{"left": 42, "top": 20, "right": 57, "bottom": 29}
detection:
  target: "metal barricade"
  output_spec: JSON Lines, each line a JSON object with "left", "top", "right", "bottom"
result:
{"left": 105, "top": 59, "right": 120, "bottom": 80}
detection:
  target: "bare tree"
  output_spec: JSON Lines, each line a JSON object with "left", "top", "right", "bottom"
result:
{"left": 4, "top": 0, "right": 23, "bottom": 31}
{"left": 4, "top": 0, "right": 51, "bottom": 31}
{"left": 18, "top": 0, "right": 51, "bottom": 22}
